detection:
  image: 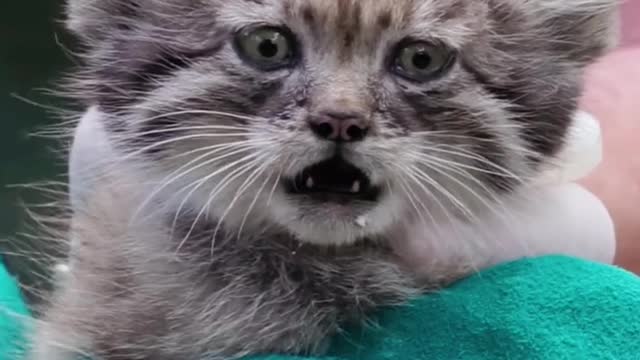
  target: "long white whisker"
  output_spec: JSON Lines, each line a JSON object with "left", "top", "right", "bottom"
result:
{"left": 204, "top": 158, "right": 271, "bottom": 254}
{"left": 401, "top": 165, "right": 463, "bottom": 234}
{"left": 410, "top": 149, "right": 519, "bottom": 220}
{"left": 412, "top": 126, "right": 523, "bottom": 138}
{"left": 266, "top": 167, "right": 284, "bottom": 207}
{"left": 410, "top": 159, "right": 528, "bottom": 269}
{"left": 237, "top": 170, "right": 274, "bottom": 241}
{"left": 401, "top": 166, "right": 478, "bottom": 270}
{"left": 395, "top": 172, "right": 465, "bottom": 254}
{"left": 119, "top": 133, "right": 254, "bottom": 160}
{"left": 405, "top": 163, "right": 475, "bottom": 221}
{"left": 415, "top": 145, "right": 524, "bottom": 183}
{"left": 175, "top": 152, "right": 270, "bottom": 253}
{"left": 412, "top": 131, "right": 542, "bottom": 158}
{"left": 414, "top": 162, "right": 492, "bottom": 221}
{"left": 217, "top": 158, "right": 275, "bottom": 242}
{"left": 132, "top": 144, "right": 260, "bottom": 220}
{"left": 392, "top": 171, "right": 434, "bottom": 227}
{"left": 171, "top": 153, "right": 260, "bottom": 244}
{"left": 415, "top": 158, "right": 515, "bottom": 227}
{"left": 127, "top": 108, "right": 269, "bottom": 124}
{"left": 131, "top": 127, "right": 250, "bottom": 139}
{"left": 163, "top": 139, "right": 268, "bottom": 161}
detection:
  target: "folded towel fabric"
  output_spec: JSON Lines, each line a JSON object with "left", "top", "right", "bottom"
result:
{"left": 2, "top": 256, "right": 639, "bottom": 360}
{"left": 0, "top": 259, "right": 29, "bottom": 359}
{"left": 250, "top": 256, "right": 640, "bottom": 360}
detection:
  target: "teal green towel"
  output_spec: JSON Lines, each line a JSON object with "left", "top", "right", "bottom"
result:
{"left": 0, "top": 260, "right": 29, "bottom": 359}
{"left": 252, "top": 256, "right": 640, "bottom": 360}
{"left": 2, "top": 256, "right": 639, "bottom": 360}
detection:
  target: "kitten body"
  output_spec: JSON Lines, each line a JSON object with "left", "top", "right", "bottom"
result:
{"left": 29, "top": 0, "right": 618, "bottom": 359}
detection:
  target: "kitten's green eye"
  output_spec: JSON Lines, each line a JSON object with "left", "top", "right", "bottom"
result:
{"left": 235, "top": 26, "right": 296, "bottom": 70}
{"left": 392, "top": 41, "right": 454, "bottom": 81}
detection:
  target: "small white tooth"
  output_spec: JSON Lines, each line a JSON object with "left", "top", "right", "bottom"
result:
{"left": 351, "top": 181, "right": 361, "bottom": 193}
{"left": 306, "top": 176, "right": 314, "bottom": 189}
{"left": 355, "top": 216, "right": 368, "bottom": 228}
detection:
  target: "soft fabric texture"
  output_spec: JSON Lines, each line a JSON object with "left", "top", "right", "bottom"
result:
{"left": 0, "top": 259, "right": 29, "bottom": 359}
{"left": 250, "top": 256, "right": 640, "bottom": 360}
{"left": 2, "top": 256, "right": 639, "bottom": 360}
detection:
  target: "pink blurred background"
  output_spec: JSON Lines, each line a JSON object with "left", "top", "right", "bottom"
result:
{"left": 580, "top": 0, "right": 640, "bottom": 273}
{"left": 621, "top": 0, "right": 640, "bottom": 47}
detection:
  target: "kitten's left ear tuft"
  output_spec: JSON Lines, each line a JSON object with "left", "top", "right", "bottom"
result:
{"left": 497, "top": 0, "right": 621, "bottom": 64}
{"left": 65, "top": 0, "right": 140, "bottom": 42}
{"left": 538, "top": 0, "right": 620, "bottom": 63}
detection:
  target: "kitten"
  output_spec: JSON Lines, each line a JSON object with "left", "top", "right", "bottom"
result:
{"left": 29, "top": 0, "right": 618, "bottom": 359}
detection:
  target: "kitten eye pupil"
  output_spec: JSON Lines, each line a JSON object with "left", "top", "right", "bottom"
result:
{"left": 412, "top": 52, "right": 432, "bottom": 69}
{"left": 259, "top": 40, "right": 279, "bottom": 58}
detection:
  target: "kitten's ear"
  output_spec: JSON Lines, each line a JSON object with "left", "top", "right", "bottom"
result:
{"left": 533, "top": 0, "right": 620, "bottom": 63}
{"left": 65, "top": 0, "right": 139, "bottom": 41}
{"left": 500, "top": 0, "right": 620, "bottom": 64}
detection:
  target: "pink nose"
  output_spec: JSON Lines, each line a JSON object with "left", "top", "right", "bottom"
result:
{"left": 308, "top": 111, "right": 369, "bottom": 142}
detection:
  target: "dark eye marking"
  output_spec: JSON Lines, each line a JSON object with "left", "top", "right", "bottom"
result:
{"left": 458, "top": 57, "right": 518, "bottom": 104}
{"left": 464, "top": 128, "right": 515, "bottom": 192}
{"left": 134, "top": 48, "right": 209, "bottom": 86}
{"left": 401, "top": 90, "right": 459, "bottom": 116}
{"left": 302, "top": 5, "right": 315, "bottom": 25}
{"left": 96, "top": 40, "right": 225, "bottom": 112}
{"left": 248, "top": 80, "right": 283, "bottom": 107}
{"left": 377, "top": 12, "right": 392, "bottom": 30}
{"left": 343, "top": 32, "right": 355, "bottom": 49}
{"left": 135, "top": 73, "right": 282, "bottom": 148}
{"left": 398, "top": 89, "right": 515, "bottom": 191}
{"left": 458, "top": 56, "right": 574, "bottom": 160}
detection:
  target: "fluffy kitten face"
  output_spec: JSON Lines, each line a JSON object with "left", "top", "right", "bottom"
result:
{"left": 66, "top": 0, "right": 617, "bottom": 245}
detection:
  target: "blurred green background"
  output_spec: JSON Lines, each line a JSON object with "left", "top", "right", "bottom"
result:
{"left": 1, "top": 1, "right": 72, "bottom": 299}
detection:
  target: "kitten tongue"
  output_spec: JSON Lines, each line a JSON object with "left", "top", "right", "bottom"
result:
{"left": 532, "top": 111, "right": 602, "bottom": 186}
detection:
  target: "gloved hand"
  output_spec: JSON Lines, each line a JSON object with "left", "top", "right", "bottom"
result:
{"left": 392, "top": 111, "right": 616, "bottom": 277}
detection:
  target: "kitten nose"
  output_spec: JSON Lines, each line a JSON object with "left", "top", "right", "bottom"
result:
{"left": 308, "top": 111, "right": 369, "bottom": 142}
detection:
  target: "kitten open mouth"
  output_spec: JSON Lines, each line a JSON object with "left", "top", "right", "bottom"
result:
{"left": 285, "top": 157, "right": 381, "bottom": 202}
